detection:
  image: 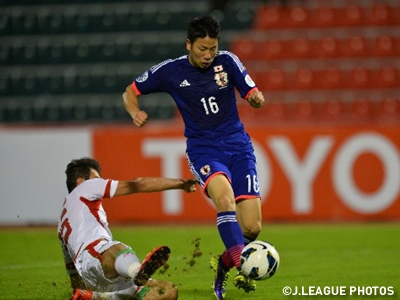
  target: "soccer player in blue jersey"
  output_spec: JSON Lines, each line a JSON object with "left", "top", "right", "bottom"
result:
{"left": 122, "top": 15, "right": 265, "bottom": 300}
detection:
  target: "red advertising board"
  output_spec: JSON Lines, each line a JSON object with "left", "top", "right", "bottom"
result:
{"left": 93, "top": 123, "right": 400, "bottom": 223}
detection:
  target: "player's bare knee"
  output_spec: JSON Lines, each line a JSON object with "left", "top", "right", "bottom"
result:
{"left": 243, "top": 221, "right": 262, "bottom": 238}
{"left": 214, "top": 195, "right": 236, "bottom": 211}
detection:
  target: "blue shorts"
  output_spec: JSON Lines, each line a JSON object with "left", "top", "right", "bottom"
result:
{"left": 186, "top": 148, "right": 261, "bottom": 201}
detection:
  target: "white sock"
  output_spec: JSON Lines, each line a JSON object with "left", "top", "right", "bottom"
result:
{"left": 114, "top": 248, "right": 141, "bottom": 278}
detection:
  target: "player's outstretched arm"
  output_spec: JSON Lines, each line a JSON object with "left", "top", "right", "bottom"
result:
{"left": 247, "top": 89, "right": 265, "bottom": 108}
{"left": 114, "top": 177, "right": 197, "bottom": 196}
{"left": 122, "top": 85, "right": 148, "bottom": 127}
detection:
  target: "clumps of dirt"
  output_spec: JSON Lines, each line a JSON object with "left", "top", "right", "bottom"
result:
{"left": 157, "top": 286, "right": 166, "bottom": 295}
{"left": 157, "top": 237, "right": 203, "bottom": 277}
{"left": 158, "top": 262, "right": 170, "bottom": 275}
{"left": 187, "top": 237, "right": 203, "bottom": 268}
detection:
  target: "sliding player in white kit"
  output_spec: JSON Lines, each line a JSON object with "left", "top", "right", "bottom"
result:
{"left": 57, "top": 157, "right": 197, "bottom": 300}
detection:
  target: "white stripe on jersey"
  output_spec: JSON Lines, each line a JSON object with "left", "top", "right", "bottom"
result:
{"left": 218, "top": 50, "right": 246, "bottom": 73}
{"left": 150, "top": 56, "right": 187, "bottom": 74}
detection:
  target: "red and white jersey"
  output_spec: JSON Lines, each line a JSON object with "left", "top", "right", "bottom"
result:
{"left": 57, "top": 178, "right": 118, "bottom": 269}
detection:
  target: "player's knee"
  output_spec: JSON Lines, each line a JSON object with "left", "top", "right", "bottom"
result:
{"left": 213, "top": 195, "right": 236, "bottom": 211}
{"left": 243, "top": 221, "right": 262, "bottom": 238}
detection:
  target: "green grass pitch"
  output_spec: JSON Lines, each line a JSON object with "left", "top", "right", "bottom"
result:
{"left": 0, "top": 223, "right": 399, "bottom": 299}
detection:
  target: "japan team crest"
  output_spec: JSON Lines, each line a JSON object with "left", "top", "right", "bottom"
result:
{"left": 200, "top": 165, "right": 211, "bottom": 176}
{"left": 214, "top": 65, "right": 228, "bottom": 87}
{"left": 214, "top": 72, "right": 228, "bottom": 87}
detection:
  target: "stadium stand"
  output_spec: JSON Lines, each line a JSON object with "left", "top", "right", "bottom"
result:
{"left": 0, "top": 0, "right": 259, "bottom": 123}
{"left": 233, "top": 0, "right": 400, "bottom": 124}
{"left": 1, "top": 0, "right": 399, "bottom": 124}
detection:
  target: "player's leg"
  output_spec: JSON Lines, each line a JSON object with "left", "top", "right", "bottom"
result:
{"left": 236, "top": 197, "right": 262, "bottom": 245}
{"left": 206, "top": 175, "right": 245, "bottom": 300}
{"left": 101, "top": 243, "right": 140, "bottom": 280}
{"left": 187, "top": 152, "right": 243, "bottom": 299}
{"left": 230, "top": 153, "right": 262, "bottom": 245}
{"left": 230, "top": 156, "right": 262, "bottom": 293}
{"left": 207, "top": 174, "right": 244, "bottom": 269}
{"left": 102, "top": 243, "right": 170, "bottom": 286}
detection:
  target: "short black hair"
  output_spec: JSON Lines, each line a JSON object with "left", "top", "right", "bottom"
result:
{"left": 187, "top": 15, "right": 222, "bottom": 43}
{"left": 65, "top": 157, "right": 101, "bottom": 193}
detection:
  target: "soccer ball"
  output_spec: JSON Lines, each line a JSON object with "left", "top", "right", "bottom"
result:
{"left": 240, "top": 240, "right": 280, "bottom": 280}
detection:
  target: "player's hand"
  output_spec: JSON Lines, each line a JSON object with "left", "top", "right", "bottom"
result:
{"left": 182, "top": 178, "right": 198, "bottom": 193}
{"left": 248, "top": 90, "right": 265, "bottom": 108}
{"left": 132, "top": 110, "right": 148, "bottom": 127}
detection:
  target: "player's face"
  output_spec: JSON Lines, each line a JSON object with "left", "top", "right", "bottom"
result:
{"left": 89, "top": 168, "right": 100, "bottom": 179}
{"left": 76, "top": 168, "right": 100, "bottom": 187}
{"left": 186, "top": 36, "right": 218, "bottom": 69}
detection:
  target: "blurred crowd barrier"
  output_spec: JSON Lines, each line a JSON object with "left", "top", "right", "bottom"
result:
{"left": 1, "top": 123, "right": 399, "bottom": 225}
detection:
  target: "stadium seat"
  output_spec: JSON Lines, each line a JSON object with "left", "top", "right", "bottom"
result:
{"left": 255, "top": 69, "right": 287, "bottom": 91}
{"left": 291, "top": 38, "right": 314, "bottom": 58}
{"left": 346, "top": 36, "right": 369, "bottom": 57}
{"left": 293, "top": 99, "right": 316, "bottom": 121}
{"left": 376, "top": 67, "right": 399, "bottom": 88}
{"left": 124, "top": 40, "right": 148, "bottom": 61}
{"left": 287, "top": 7, "right": 311, "bottom": 28}
{"left": 315, "top": 7, "right": 336, "bottom": 27}
{"left": 261, "top": 39, "right": 285, "bottom": 59}
{"left": 97, "top": 42, "right": 117, "bottom": 62}
{"left": 237, "top": 102, "right": 256, "bottom": 119}
{"left": 101, "top": 74, "right": 121, "bottom": 93}
{"left": 253, "top": 7, "right": 282, "bottom": 29}
{"left": 221, "top": 5, "right": 256, "bottom": 30}
{"left": 0, "top": 45, "right": 11, "bottom": 65}
{"left": 350, "top": 68, "right": 371, "bottom": 89}
{"left": 320, "top": 99, "right": 347, "bottom": 121}
{"left": 319, "top": 68, "right": 345, "bottom": 89}
{"left": 342, "top": 5, "right": 365, "bottom": 26}
{"left": 115, "top": 10, "right": 143, "bottom": 32}
{"left": 0, "top": 14, "right": 10, "bottom": 35}
{"left": 294, "top": 68, "right": 315, "bottom": 90}
{"left": 38, "top": 75, "right": 64, "bottom": 94}
{"left": 14, "top": 44, "right": 39, "bottom": 64}
{"left": 73, "top": 43, "right": 92, "bottom": 63}
{"left": 350, "top": 99, "right": 374, "bottom": 121}
{"left": 115, "top": 41, "right": 132, "bottom": 61}
{"left": 38, "top": 43, "right": 65, "bottom": 64}
{"left": 230, "top": 38, "right": 260, "bottom": 61}
{"left": 0, "top": 76, "right": 10, "bottom": 95}
{"left": 373, "top": 36, "right": 398, "bottom": 57}
{"left": 265, "top": 100, "right": 286, "bottom": 122}
{"left": 13, "top": 76, "right": 39, "bottom": 95}
{"left": 74, "top": 74, "right": 92, "bottom": 93}
{"left": 98, "top": 13, "right": 117, "bottom": 32}
{"left": 371, "top": 5, "right": 395, "bottom": 26}
{"left": 38, "top": 13, "right": 64, "bottom": 34}
{"left": 11, "top": 13, "right": 38, "bottom": 35}
{"left": 376, "top": 98, "right": 399, "bottom": 120}
{"left": 316, "top": 37, "right": 340, "bottom": 58}
{"left": 63, "top": 11, "right": 91, "bottom": 33}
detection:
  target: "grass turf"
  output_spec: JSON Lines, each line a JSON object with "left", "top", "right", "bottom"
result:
{"left": 0, "top": 223, "right": 399, "bottom": 299}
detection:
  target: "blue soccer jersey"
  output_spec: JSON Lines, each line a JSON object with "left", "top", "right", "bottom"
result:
{"left": 132, "top": 51, "right": 258, "bottom": 151}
